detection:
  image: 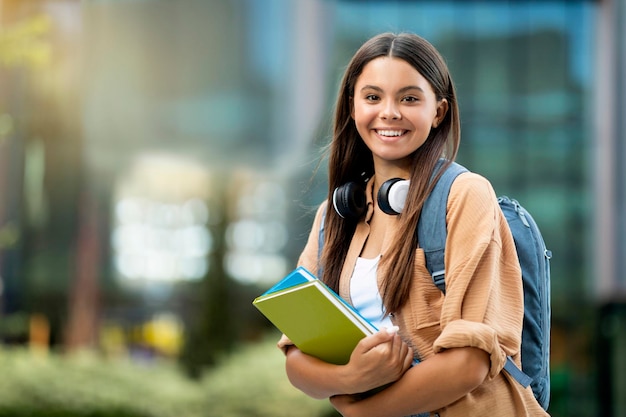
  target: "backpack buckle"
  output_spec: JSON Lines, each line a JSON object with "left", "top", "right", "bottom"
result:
{"left": 431, "top": 270, "right": 446, "bottom": 293}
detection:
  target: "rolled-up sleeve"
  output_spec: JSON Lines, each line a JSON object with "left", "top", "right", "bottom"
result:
{"left": 433, "top": 320, "right": 507, "bottom": 379}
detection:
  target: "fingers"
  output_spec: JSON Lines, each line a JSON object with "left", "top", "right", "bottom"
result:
{"left": 358, "top": 327, "right": 413, "bottom": 367}
{"left": 346, "top": 326, "right": 414, "bottom": 393}
{"left": 386, "top": 327, "right": 409, "bottom": 354}
{"left": 357, "top": 327, "right": 396, "bottom": 352}
{"left": 389, "top": 332, "right": 414, "bottom": 371}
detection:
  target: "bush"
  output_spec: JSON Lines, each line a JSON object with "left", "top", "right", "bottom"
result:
{"left": 0, "top": 332, "right": 337, "bottom": 417}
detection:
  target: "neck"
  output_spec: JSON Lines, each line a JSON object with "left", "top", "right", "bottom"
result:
{"left": 372, "top": 165, "right": 410, "bottom": 193}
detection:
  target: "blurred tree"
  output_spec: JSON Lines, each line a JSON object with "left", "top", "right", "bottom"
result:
{"left": 64, "top": 191, "right": 102, "bottom": 351}
{"left": 178, "top": 185, "right": 235, "bottom": 377}
{"left": 0, "top": 1, "right": 93, "bottom": 351}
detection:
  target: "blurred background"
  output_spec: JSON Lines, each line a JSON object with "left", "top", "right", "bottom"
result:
{"left": 0, "top": 0, "right": 624, "bottom": 416}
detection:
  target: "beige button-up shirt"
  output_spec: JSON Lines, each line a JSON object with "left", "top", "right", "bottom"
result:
{"left": 282, "top": 172, "right": 550, "bottom": 416}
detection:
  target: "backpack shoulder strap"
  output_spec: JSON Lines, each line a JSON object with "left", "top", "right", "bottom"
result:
{"left": 417, "top": 160, "right": 468, "bottom": 294}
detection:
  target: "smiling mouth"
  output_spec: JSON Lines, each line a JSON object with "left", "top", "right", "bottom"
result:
{"left": 376, "top": 129, "right": 407, "bottom": 137}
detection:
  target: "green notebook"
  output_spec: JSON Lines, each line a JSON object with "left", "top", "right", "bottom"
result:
{"left": 253, "top": 266, "right": 378, "bottom": 365}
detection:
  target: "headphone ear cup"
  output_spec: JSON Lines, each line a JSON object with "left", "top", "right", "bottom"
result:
{"left": 333, "top": 182, "right": 366, "bottom": 219}
{"left": 378, "top": 178, "right": 409, "bottom": 215}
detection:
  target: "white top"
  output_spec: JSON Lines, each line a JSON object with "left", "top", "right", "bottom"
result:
{"left": 350, "top": 255, "right": 393, "bottom": 331}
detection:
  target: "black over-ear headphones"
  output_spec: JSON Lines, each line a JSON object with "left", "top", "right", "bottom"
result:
{"left": 333, "top": 178, "right": 409, "bottom": 219}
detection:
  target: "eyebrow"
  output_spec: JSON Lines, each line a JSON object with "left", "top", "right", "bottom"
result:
{"left": 359, "top": 85, "right": 425, "bottom": 94}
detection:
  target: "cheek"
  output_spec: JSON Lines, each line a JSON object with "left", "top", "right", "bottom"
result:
{"left": 416, "top": 110, "right": 438, "bottom": 129}
{"left": 354, "top": 119, "right": 370, "bottom": 137}
{"left": 353, "top": 105, "right": 376, "bottom": 125}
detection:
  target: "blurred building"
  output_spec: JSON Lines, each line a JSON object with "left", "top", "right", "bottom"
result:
{"left": 0, "top": 0, "right": 625, "bottom": 416}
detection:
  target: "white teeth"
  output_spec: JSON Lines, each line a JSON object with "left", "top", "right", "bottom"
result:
{"left": 378, "top": 130, "right": 404, "bottom": 137}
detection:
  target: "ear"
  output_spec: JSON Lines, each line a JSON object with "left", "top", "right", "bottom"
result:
{"left": 432, "top": 98, "right": 449, "bottom": 128}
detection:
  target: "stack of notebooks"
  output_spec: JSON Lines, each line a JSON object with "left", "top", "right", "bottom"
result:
{"left": 252, "top": 266, "right": 378, "bottom": 365}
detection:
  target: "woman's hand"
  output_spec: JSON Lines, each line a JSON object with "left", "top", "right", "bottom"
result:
{"left": 284, "top": 326, "right": 413, "bottom": 399}
{"left": 341, "top": 327, "right": 414, "bottom": 394}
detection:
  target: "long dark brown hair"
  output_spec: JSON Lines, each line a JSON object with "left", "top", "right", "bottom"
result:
{"left": 321, "top": 32, "right": 461, "bottom": 314}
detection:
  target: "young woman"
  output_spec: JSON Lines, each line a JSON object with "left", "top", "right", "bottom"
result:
{"left": 278, "top": 32, "right": 550, "bottom": 417}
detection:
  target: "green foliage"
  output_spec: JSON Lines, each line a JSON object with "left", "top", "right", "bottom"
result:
{"left": 0, "top": 333, "right": 337, "bottom": 417}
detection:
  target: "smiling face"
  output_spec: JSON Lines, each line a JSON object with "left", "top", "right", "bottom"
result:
{"left": 351, "top": 56, "right": 448, "bottom": 173}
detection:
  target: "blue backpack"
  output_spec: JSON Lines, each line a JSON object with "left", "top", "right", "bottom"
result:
{"left": 318, "top": 160, "right": 552, "bottom": 410}
{"left": 419, "top": 161, "right": 551, "bottom": 410}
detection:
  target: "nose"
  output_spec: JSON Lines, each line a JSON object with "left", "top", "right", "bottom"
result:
{"left": 380, "top": 100, "right": 401, "bottom": 120}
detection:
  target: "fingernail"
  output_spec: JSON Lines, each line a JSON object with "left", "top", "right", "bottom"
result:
{"left": 385, "top": 325, "right": 400, "bottom": 334}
